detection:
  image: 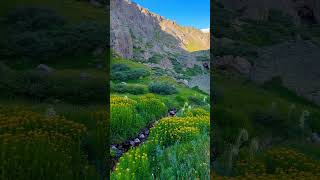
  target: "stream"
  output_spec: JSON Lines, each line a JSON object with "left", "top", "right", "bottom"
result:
{"left": 110, "top": 115, "right": 167, "bottom": 171}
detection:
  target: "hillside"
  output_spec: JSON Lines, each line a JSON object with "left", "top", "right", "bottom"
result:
{"left": 213, "top": 1, "right": 320, "bottom": 179}
{"left": 0, "top": 1, "right": 108, "bottom": 179}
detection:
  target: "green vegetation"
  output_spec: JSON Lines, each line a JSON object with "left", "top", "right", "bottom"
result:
{"left": 148, "top": 82, "right": 177, "bottom": 95}
{"left": 0, "top": 1, "right": 108, "bottom": 179}
{"left": 110, "top": 54, "right": 210, "bottom": 179}
{"left": 212, "top": 71, "right": 320, "bottom": 178}
{"left": 111, "top": 115, "right": 210, "bottom": 180}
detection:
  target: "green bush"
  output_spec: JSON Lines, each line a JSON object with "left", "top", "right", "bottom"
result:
{"left": 111, "top": 64, "right": 130, "bottom": 71}
{"left": 148, "top": 82, "right": 177, "bottom": 95}
{"left": 111, "top": 65, "right": 149, "bottom": 82}
{"left": 0, "top": 68, "right": 107, "bottom": 104}
{"left": 110, "top": 95, "right": 167, "bottom": 143}
{"left": 111, "top": 83, "right": 147, "bottom": 95}
{"left": 136, "top": 94, "right": 167, "bottom": 122}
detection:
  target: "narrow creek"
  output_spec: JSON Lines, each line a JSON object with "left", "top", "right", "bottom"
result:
{"left": 110, "top": 110, "right": 176, "bottom": 171}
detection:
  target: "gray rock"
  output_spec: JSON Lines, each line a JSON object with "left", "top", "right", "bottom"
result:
{"left": 145, "top": 129, "right": 149, "bottom": 135}
{"left": 177, "top": 79, "right": 189, "bottom": 86}
{"left": 36, "top": 64, "right": 54, "bottom": 73}
{"left": 139, "top": 134, "right": 145, "bottom": 139}
{"left": 111, "top": 145, "right": 122, "bottom": 158}
{"left": 214, "top": 55, "right": 252, "bottom": 75}
{"left": 129, "top": 140, "right": 135, "bottom": 146}
{"left": 311, "top": 133, "right": 320, "bottom": 143}
{"left": 134, "top": 138, "right": 141, "bottom": 144}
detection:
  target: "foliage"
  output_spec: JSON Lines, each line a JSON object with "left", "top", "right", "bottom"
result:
{"left": 111, "top": 145, "right": 153, "bottom": 180}
{"left": 148, "top": 82, "right": 177, "bottom": 95}
{"left": 0, "top": 69, "right": 107, "bottom": 104}
{"left": 135, "top": 94, "right": 167, "bottom": 122}
{"left": 111, "top": 83, "right": 147, "bottom": 95}
{"left": 111, "top": 115, "right": 210, "bottom": 179}
{"left": 111, "top": 64, "right": 149, "bottom": 82}
{"left": 0, "top": 106, "right": 96, "bottom": 179}
{"left": 2, "top": 7, "right": 106, "bottom": 60}
{"left": 110, "top": 95, "right": 167, "bottom": 143}
{"left": 148, "top": 116, "right": 209, "bottom": 147}
{"left": 155, "top": 135, "right": 210, "bottom": 179}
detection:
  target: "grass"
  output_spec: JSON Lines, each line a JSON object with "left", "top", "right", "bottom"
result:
{"left": 213, "top": 71, "right": 320, "bottom": 177}
{"left": 111, "top": 114, "right": 210, "bottom": 179}
{"left": 1, "top": 0, "right": 106, "bottom": 23}
{"left": 0, "top": 1, "right": 108, "bottom": 178}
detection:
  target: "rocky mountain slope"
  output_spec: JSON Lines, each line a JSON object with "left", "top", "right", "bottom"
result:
{"left": 250, "top": 40, "right": 320, "bottom": 105}
{"left": 213, "top": 1, "right": 320, "bottom": 105}
{"left": 222, "top": 0, "right": 320, "bottom": 25}
{"left": 111, "top": 0, "right": 209, "bottom": 64}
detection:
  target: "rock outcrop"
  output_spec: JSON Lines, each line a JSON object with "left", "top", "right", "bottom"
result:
{"left": 214, "top": 55, "right": 252, "bottom": 75}
{"left": 250, "top": 40, "right": 320, "bottom": 105}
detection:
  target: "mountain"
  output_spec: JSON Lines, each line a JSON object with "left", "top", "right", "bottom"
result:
{"left": 221, "top": 0, "right": 320, "bottom": 25}
{"left": 110, "top": 0, "right": 209, "bottom": 64}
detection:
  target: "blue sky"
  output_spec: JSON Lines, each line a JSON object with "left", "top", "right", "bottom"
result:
{"left": 132, "top": 0, "right": 210, "bottom": 30}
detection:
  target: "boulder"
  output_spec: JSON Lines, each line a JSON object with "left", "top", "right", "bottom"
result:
{"left": 214, "top": 55, "right": 252, "bottom": 75}
{"left": 111, "top": 145, "right": 123, "bottom": 158}
{"left": 145, "top": 129, "right": 150, "bottom": 135}
{"left": 311, "top": 133, "right": 320, "bottom": 143}
{"left": 36, "top": 64, "right": 54, "bottom": 73}
{"left": 134, "top": 138, "right": 141, "bottom": 144}
{"left": 139, "top": 134, "right": 145, "bottom": 139}
{"left": 177, "top": 79, "right": 189, "bottom": 86}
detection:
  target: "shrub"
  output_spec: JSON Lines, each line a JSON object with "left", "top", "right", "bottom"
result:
{"left": 0, "top": 69, "right": 107, "bottom": 104}
{"left": 111, "top": 83, "right": 147, "bottom": 95}
{"left": 111, "top": 64, "right": 130, "bottom": 71}
{"left": 184, "top": 108, "right": 210, "bottom": 117}
{"left": 148, "top": 116, "right": 209, "bottom": 147}
{"left": 148, "top": 82, "right": 177, "bottom": 95}
{"left": 110, "top": 95, "right": 166, "bottom": 143}
{"left": 136, "top": 94, "right": 167, "bottom": 122}
{"left": 110, "top": 96, "right": 141, "bottom": 142}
